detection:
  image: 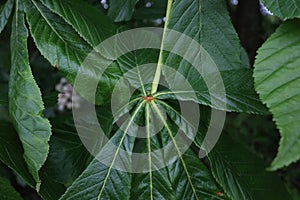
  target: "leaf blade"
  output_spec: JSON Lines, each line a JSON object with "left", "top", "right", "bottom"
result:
{"left": 159, "top": 0, "right": 267, "bottom": 114}
{"left": 254, "top": 19, "right": 300, "bottom": 170}
{"left": 108, "top": 0, "right": 140, "bottom": 22}
{"left": 9, "top": 2, "right": 51, "bottom": 190}
{"left": 0, "top": 177, "right": 23, "bottom": 200}
{"left": 40, "top": 0, "right": 116, "bottom": 47}
{"left": 204, "top": 133, "right": 291, "bottom": 200}
{"left": 0, "top": 0, "right": 14, "bottom": 34}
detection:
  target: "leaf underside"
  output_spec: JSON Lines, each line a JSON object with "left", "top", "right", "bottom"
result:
{"left": 254, "top": 19, "right": 300, "bottom": 170}
{"left": 9, "top": 1, "right": 51, "bottom": 190}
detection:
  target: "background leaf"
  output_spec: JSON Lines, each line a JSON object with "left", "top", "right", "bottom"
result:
{"left": 41, "top": 114, "right": 92, "bottom": 186}
{"left": 254, "top": 19, "right": 300, "bottom": 170}
{"left": 133, "top": 0, "right": 167, "bottom": 20}
{"left": 0, "top": 0, "right": 14, "bottom": 34}
{"left": 0, "top": 121, "right": 65, "bottom": 200}
{"left": 0, "top": 121, "right": 35, "bottom": 188}
{"left": 108, "top": 0, "right": 140, "bottom": 22}
{"left": 261, "top": 0, "right": 300, "bottom": 19}
{"left": 9, "top": 3, "right": 51, "bottom": 190}
{"left": 0, "top": 176, "right": 23, "bottom": 200}
{"left": 201, "top": 132, "right": 290, "bottom": 200}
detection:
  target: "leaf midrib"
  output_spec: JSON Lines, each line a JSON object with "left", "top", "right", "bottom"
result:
{"left": 97, "top": 101, "right": 146, "bottom": 200}
{"left": 30, "top": 0, "right": 66, "bottom": 43}
{"left": 151, "top": 102, "right": 199, "bottom": 200}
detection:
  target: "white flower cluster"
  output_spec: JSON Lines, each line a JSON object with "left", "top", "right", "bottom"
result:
{"left": 101, "top": 0, "right": 109, "bottom": 10}
{"left": 55, "top": 78, "right": 81, "bottom": 111}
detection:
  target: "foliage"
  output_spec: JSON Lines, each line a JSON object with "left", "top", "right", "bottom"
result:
{"left": 254, "top": 19, "right": 300, "bottom": 170}
{"left": 0, "top": 0, "right": 299, "bottom": 199}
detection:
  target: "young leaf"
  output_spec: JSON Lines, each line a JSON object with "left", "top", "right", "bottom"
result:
{"left": 261, "top": 0, "right": 300, "bottom": 19}
{"left": 0, "top": 177, "right": 23, "bottom": 200}
{"left": 108, "top": 0, "right": 140, "bottom": 22}
{"left": 9, "top": 1, "right": 51, "bottom": 190}
{"left": 0, "top": 0, "right": 14, "bottom": 34}
{"left": 254, "top": 19, "right": 300, "bottom": 170}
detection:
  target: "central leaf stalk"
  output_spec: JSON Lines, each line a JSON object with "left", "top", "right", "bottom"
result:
{"left": 150, "top": 0, "right": 173, "bottom": 94}
{"left": 141, "top": 94, "right": 155, "bottom": 103}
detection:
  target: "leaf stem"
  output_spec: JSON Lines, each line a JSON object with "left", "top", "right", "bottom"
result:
{"left": 151, "top": 0, "right": 173, "bottom": 94}
{"left": 145, "top": 104, "right": 153, "bottom": 200}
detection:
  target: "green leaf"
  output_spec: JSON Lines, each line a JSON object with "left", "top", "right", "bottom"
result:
{"left": 157, "top": 117, "right": 226, "bottom": 200}
{"left": 202, "top": 132, "right": 290, "bottom": 200}
{"left": 0, "top": 121, "right": 35, "bottom": 188}
{"left": 158, "top": 0, "right": 267, "bottom": 114}
{"left": 39, "top": 0, "right": 116, "bottom": 47}
{"left": 0, "top": 0, "right": 14, "bottom": 34}
{"left": 24, "top": 0, "right": 122, "bottom": 105}
{"left": 163, "top": 102, "right": 290, "bottom": 199}
{"left": 59, "top": 103, "right": 142, "bottom": 200}
{"left": 59, "top": 98, "right": 228, "bottom": 200}
{"left": 23, "top": 0, "right": 92, "bottom": 84}
{"left": 0, "top": 121, "right": 64, "bottom": 200}
{"left": 254, "top": 19, "right": 300, "bottom": 170}
{"left": 133, "top": 0, "right": 167, "bottom": 20}
{"left": 108, "top": 0, "right": 140, "bottom": 22}
{"left": 157, "top": 68, "right": 269, "bottom": 114}
{"left": 9, "top": 2, "right": 51, "bottom": 191}
{"left": 261, "top": 0, "right": 300, "bottom": 19}
{"left": 42, "top": 114, "right": 92, "bottom": 186}
{"left": 39, "top": 172, "right": 66, "bottom": 200}
{"left": 0, "top": 176, "right": 23, "bottom": 200}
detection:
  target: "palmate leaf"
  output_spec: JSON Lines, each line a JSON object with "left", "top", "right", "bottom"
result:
{"left": 9, "top": 1, "right": 51, "bottom": 190}
{"left": 11, "top": 0, "right": 288, "bottom": 199}
{"left": 261, "top": 0, "right": 300, "bottom": 19}
{"left": 0, "top": 0, "right": 14, "bottom": 34}
{"left": 43, "top": 0, "right": 289, "bottom": 199}
{"left": 163, "top": 102, "right": 290, "bottom": 199}
{"left": 60, "top": 100, "right": 228, "bottom": 200}
{"left": 254, "top": 19, "right": 300, "bottom": 170}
